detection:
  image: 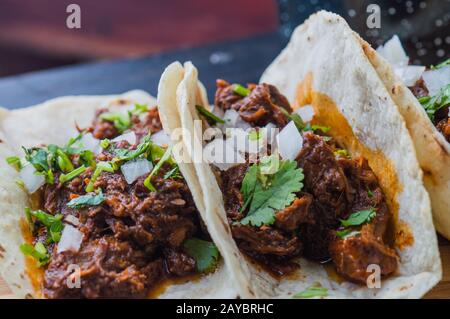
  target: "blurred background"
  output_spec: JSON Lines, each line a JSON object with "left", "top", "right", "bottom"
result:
{"left": 0, "top": 0, "right": 448, "bottom": 77}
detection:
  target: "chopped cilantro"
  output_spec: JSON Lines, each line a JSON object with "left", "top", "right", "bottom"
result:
{"left": 240, "top": 158, "right": 304, "bottom": 226}
{"left": 233, "top": 84, "right": 251, "bottom": 97}
{"left": 20, "top": 242, "right": 49, "bottom": 267}
{"left": 163, "top": 165, "right": 182, "bottom": 179}
{"left": 67, "top": 190, "right": 105, "bottom": 209}
{"left": 280, "top": 108, "right": 306, "bottom": 132}
{"left": 336, "top": 229, "right": 361, "bottom": 239}
{"left": 6, "top": 156, "right": 22, "bottom": 171}
{"left": 26, "top": 208, "right": 64, "bottom": 243}
{"left": 100, "top": 111, "right": 131, "bottom": 133}
{"left": 196, "top": 105, "right": 225, "bottom": 125}
{"left": 304, "top": 123, "right": 331, "bottom": 133}
{"left": 183, "top": 238, "right": 220, "bottom": 273}
{"left": 59, "top": 165, "right": 86, "bottom": 184}
{"left": 419, "top": 83, "right": 450, "bottom": 121}
{"left": 431, "top": 58, "right": 450, "bottom": 70}
{"left": 86, "top": 161, "right": 115, "bottom": 192}
{"left": 340, "top": 208, "right": 376, "bottom": 227}
{"left": 100, "top": 139, "right": 110, "bottom": 149}
{"left": 248, "top": 129, "right": 262, "bottom": 141}
{"left": 334, "top": 149, "right": 349, "bottom": 157}
{"left": 144, "top": 144, "right": 173, "bottom": 191}
{"left": 367, "top": 189, "right": 374, "bottom": 198}
{"left": 293, "top": 283, "right": 328, "bottom": 298}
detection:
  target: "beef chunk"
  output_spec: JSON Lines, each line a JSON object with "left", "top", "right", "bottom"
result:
{"left": 409, "top": 77, "right": 429, "bottom": 99}
{"left": 329, "top": 157, "right": 398, "bottom": 283}
{"left": 165, "top": 249, "right": 196, "bottom": 277}
{"left": 214, "top": 80, "right": 292, "bottom": 127}
{"left": 275, "top": 194, "right": 312, "bottom": 231}
{"left": 43, "top": 237, "right": 164, "bottom": 299}
{"left": 436, "top": 117, "right": 450, "bottom": 142}
{"left": 91, "top": 109, "right": 120, "bottom": 139}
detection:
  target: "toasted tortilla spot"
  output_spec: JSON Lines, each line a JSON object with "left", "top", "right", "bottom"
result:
{"left": 295, "top": 74, "right": 403, "bottom": 225}
{"left": 0, "top": 244, "right": 5, "bottom": 253}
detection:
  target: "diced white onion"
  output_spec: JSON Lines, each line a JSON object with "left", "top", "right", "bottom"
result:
{"left": 263, "top": 123, "right": 278, "bottom": 145}
{"left": 394, "top": 65, "right": 426, "bottom": 86}
{"left": 203, "top": 138, "right": 245, "bottom": 171}
{"left": 276, "top": 121, "right": 303, "bottom": 160}
{"left": 79, "top": 133, "right": 101, "bottom": 154}
{"left": 120, "top": 159, "right": 153, "bottom": 184}
{"left": 57, "top": 225, "right": 83, "bottom": 254}
{"left": 221, "top": 109, "right": 251, "bottom": 131}
{"left": 295, "top": 105, "right": 315, "bottom": 123}
{"left": 150, "top": 130, "right": 171, "bottom": 147}
{"left": 112, "top": 131, "right": 136, "bottom": 145}
{"left": 423, "top": 65, "right": 450, "bottom": 96}
{"left": 376, "top": 35, "right": 409, "bottom": 67}
{"left": 19, "top": 164, "right": 45, "bottom": 193}
{"left": 64, "top": 215, "right": 80, "bottom": 226}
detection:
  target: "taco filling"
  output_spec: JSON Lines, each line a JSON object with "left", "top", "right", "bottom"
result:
{"left": 197, "top": 79, "right": 398, "bottom": 283}
{"left": 377, "top": 36, "right": 450, "bottom": 143}
{"left": 7, "top": 104, "right": 219, "bottom": 298}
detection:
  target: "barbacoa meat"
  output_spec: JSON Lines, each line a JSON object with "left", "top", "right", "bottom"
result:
{"left": 39, "top": 108, "right": 202, "bottom": 298}
{"left": 410, "top": 78, "right": 450, "bottom": 143}
{"left": 215, "top": 83, "right": 398, "bottom": 283}
{"left": 214, "top": 80, "right": 292, "bottom": 127}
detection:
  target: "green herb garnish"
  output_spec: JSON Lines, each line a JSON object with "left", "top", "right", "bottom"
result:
{"left": 26, "top": 208, "right": 64, "bottom": 243}
{"left": 196, "top": 105, "right": 225, "bottom": 125}
{"left": 144, "top": 144, "right": 173, "bottom": 191}
{"left": 100, "top": 139, "right": 110, "bottom": 149}
{"left": 239, "top": 158, "right": 304, "bottom": 226}
{"left": 6, "top": 156, "right": 22, "bottom": 171}
{"left": 280, "top": 108, "right": 306, "bottom": 132}
{"left": 86, "top": 161, "right": 115, "bottom": 192}
{"left": 431, "top": 58, "right": 450, "bottom": 70}
{"left": 340, "top": 208, "right": 376, "bottom": 227}
{"left": 163, "top": 165, "right": 182, "bottom": 179}
{"left": 333, "top": 149, "right": 349, "bottom": 157}
{"left": 233, "top": 84, "right": 251, "bottom": 97}
{"left": 183, "top": 238, "right": 220, "bottom": 273}
{"left": 248, "top": 130, "right": 262, "bottom": 141}
{"left": 336, "top": 229, "right": 361, "bottom": 239}
{"left": 304, "top": 123, "right": 331, "bottom": 133}
{"left": 367, "top": 189, "right": 374, "bottom": 198}
{"left": 293, "top": 283, "right": 328, "bottom": 299}
{"left": 59, "top": 165, "right": 86, "bottom": 184}
{"left": 20, "top": 242, "right": 49, "bottom": 267}
{"left": 67, "top": 190, "right": 105, "bottom": 209}
{"left": 100, "top": 111, "right": 131, "bottom": 133}
{"left": 419, "top": 83, "right": 450, "bottom": 121}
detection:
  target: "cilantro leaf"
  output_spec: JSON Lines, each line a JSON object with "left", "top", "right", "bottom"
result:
{"left": 59, "top": 165, "right": 86, "bottom": 184}
{"left": 183, "top": 238, "right": 220, "bottom": 273}
{"left": 6, "top": 156, "right": 22, "bottom": 171}
{"left": 144, "top": 144, "right": 173, "bottom": 191}
{"left": 333, "top": 149, "right": 349, "bottom": 157}
{"left": 67, "top": 190, "right": 105, "bottom": 209}
{"left": 340, "top": 208, "right": 376, "bottom": 227}
{"left": 431, "top": 58, "right": 450, "bottom": 70}
{"left": 293, "top": 284, "right": 328, "bottom": 298}
{"left": 163, "top": 165, "right": 182, "bottom": 179}
{"left": 240, "top": 159, "right": 304, "bottom": 226}
{"left": 196, "top": 105, "right": 225, "bottom": 125}
{"left": 26, "top": 208, "right": 64, "bottom": 244}
{"left": 20, "top": 242, "right": 49, "bottom": 267}
{"left": 419, "top": 83, "right": 450, "bottom": 121}
{"left": 336, "top": 229, "right": 361, "bottom": 239}
{"left": 100, "top": 111, "right": 131, "bottom": 133}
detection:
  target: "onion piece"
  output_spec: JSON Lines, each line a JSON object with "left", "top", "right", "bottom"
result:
{"left": 376, "top": 35, "right": 409, "bottom": 67}
{"left": 19, "top": 164, "right": 45, "bottom": 193}
{"left": 120, "top": 159, "right": 153, "bottom": 184}
{"left": 221, "top": 109, "right": 251, "bottom": 130}
{"left": 57, "top": 225, "right": 84, "bottom": 254}
{"left": 150, "top": 130, "right": 171, "bottom": 147}
{"left": 79, "top": 133, "right": 101, "bottom": 154}
{"left": 112, "top": 131, "right": 136, "bottom": 145}
{"left": 203, "top": 138, "right": 245, "bottom": 171}
{"left": 394, "top": 65, "right": 426, "bottom": 86}
{"left": 276, "top": 121, "right": 303, "bottom": 160}
{"left": 64, "top": 215, "right": 80, "bottom": 227}
{"left": 423, "top": 65, "right": 450, "bottom": 96}
{"left": 295, "top": 105, "right": 315, "bottom": 123}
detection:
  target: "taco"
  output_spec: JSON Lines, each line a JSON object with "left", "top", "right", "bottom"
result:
{"left": 0, "top": 89, "right": 241, "bottom": 299}
{"left": 170, "top": 11, "right": 441, "bottom": 298}
{"left": 359, "top": 35, "right": 450, "bottom": 240}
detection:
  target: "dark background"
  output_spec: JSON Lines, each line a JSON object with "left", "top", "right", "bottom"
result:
{"left": 0, "top": 0, "right": 448, "bottom": 78}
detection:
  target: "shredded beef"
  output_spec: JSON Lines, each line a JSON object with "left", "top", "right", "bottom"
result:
{"left": 214, "top": 80, "right": 292, "bottom": 127}
{"left": 215, "top": 79, "right": 398, "bottom": 281}
{"left": 40, "top": 109, "right": 203, "bottom": 298}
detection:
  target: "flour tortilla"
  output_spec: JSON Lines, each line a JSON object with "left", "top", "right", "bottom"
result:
{"left": 355, "top": 35, "right": 450, "bottom": 240}
{"left": 176, "top": 11, "right": 441, "bottom": 298}
{"left": 0, "top": 90, "right": 238, "bottom": 298}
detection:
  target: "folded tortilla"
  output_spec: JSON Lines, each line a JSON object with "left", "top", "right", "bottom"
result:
{"left": 172, "top": 11, "right": 441, "bottom": 298}
{"left": 355, "top": 35, "right": 450, "bottom": 240}
{"left": 0, "top": 90, "right": 239, "bottom": 298}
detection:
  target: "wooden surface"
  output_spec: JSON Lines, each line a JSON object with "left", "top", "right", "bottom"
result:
{"left": 0, "top": 33, "right": 448, "bottom": 298}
